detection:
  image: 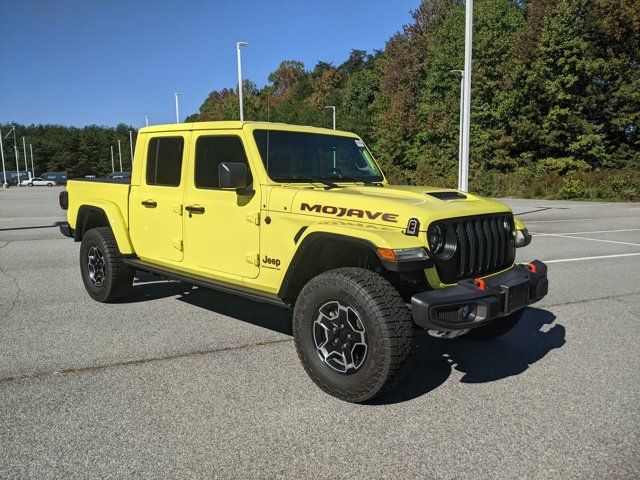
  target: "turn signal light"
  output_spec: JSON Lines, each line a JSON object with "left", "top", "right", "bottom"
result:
{"left": 376, "top": 247, "right": 430, "bottom": 262}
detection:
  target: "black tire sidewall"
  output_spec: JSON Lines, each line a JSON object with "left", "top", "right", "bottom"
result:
{"left": 293, "top": 268, "right": 411, "bottom": 402}
{"left": 79, "top": 228, "right": 131, "bottom": 302}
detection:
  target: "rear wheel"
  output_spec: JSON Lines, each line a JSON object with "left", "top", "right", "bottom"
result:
{"left": 80, "top": 227, "right": 134, "bottom": 302}
{"left": 47, "top": 182, "right": 53, "bottom": 187}
{"left": 462, "top": 309, "right": 524, "bottom": 340}
{"left": 293, "top": 268, "right": 413, "bottom": 403}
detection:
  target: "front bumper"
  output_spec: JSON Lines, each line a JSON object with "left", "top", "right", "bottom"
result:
{"left": 411, "top": 260, "right": 548, "bottom": 331}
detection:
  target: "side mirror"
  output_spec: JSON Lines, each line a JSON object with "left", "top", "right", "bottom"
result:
{"left": 218, "top": 162, "right": 249, "bottom": 190}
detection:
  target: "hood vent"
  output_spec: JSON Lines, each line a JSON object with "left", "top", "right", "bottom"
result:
{"left": 427, "top": 191, "right": 467, "bottom": 200}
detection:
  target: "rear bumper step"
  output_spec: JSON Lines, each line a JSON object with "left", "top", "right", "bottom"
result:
{"left": 411, "top": 260, "right": 548, "bottom": 331}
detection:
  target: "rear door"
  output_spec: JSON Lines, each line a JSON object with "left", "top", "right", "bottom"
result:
{"left": 182, "top": 131, "right": 260, "bottom": 279}
{"left": 130, "top": 133, "right": 189, "bottom": 263}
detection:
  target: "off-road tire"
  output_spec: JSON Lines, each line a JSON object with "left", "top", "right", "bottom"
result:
{"left": 293, "top": 267, "right": 413, "bottom": 403}
{"left": 462, "top": 309, "right": 525, "bottom": 340}
{"left": 80, "top": 227, "right": 134, "bottom": 302}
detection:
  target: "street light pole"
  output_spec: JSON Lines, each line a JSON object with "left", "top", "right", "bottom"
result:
{"left": 145, "top": 115, "right": 150, "bottom": 127}
{"left": 29, "top": 144, "right": 35, "bottom": 177}
{"left": 236, "top": 41, "right": 248, "bottom": 121}
{"left": 460, "top": 0, "right": 474, "bottom": 192}
{"left": 22, "top": 137, "right": 30, "bottom": 179}
{"left": 110, "top": 146, "right": 115, "bottom": 173}
{"left": 174, "top": 92, "right": 181, "bottom": 123}
{"left": 324, "top": 106, "right": 336, "bottom": 130}
{"left": 117, "top": 140, "right": 123, "bottom": 172}
{"left": 11, "top": 127, "right": 20, "bottom": 185}
{"left": 450, "top": 70, "right": 464, "bottom": 189}
{"left": 129, "top": 131, "right": 134, "bottom": 167}
{"left": 0, "top": 128, "right": 7, "bottom": 187}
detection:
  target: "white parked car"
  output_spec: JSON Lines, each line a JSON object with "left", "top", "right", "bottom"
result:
{"left": 21, "top": 177, "right": 55, "bottom": 187}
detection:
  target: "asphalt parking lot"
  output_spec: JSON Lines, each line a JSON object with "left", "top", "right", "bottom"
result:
{"left": 1, "top": 186, "right": 639, "bottom": 479}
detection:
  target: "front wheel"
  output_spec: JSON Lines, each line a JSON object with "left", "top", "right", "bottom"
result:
{"left": 293, "top": 268, "right": 413, "bottom": 403}
{"left": 80, "top": 227, "right": 134, "bottom": 302}
{"left": 47, "top": 183, "right": 53, "bottom": 187}
{"left": 461, "top": 309, "right": 525, "bottom": 340}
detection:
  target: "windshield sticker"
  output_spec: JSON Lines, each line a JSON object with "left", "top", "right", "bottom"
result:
{"left": 355, "top": 139, "right": 365, "bottom": 147}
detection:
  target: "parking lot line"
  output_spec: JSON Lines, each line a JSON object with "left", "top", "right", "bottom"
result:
{"left": 531, "top": 228, "right": 640, "bottom": 236}
{"left": 545, "top": 252, "right": 640, "bottom": 263}
{"left": 532, "top": 233, "right": 640, "bottom": 247}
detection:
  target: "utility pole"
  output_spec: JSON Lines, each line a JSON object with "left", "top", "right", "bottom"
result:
{"left": 129, "top": 130, "right": 134, "bottom": 167}
{"left": 0, "top": 127, "right": 7, "bottom": 188}
{"left": 22, "top": 137, "right": 30, "bottom": 179}
{"left": 110, "top": 146, "right": 115, "bottom": 173}
{"left": 459, "top": 0, "right": 474, "bottom": 192}
{"left": 324, "top": 106, "right": 336, "bottom": 130}
{"left": 145, "top": 115, "right": 150, "bottom": 127}
{"left": 11, "top": 127, "right": 20, "bottom": 184}
{"left": 450, "top": 70, "right": 464, "bottom": 189}
{"left": 236, "top": 41, "right": 248, "bottom": 121}
{"left": 117, "top": 140, "right": 123, "bottom": 172}
{"left": 29, "top": 144, "right": 35, "bottom": 177}
{"left": 174, "top": 92, "right": 181, "bottom": 123}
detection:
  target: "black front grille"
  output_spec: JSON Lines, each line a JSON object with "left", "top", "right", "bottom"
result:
{"left": 431, "top": 213, "right": 515, "bottom": 284}
{"left": 428, "top": 191, "right": 467, "bottom": 200}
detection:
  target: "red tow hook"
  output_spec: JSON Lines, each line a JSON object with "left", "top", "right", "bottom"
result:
{"left": 525, "top": 262, "right": 538, "bottom": 274}
{"left": 474, "top": 278, "right": 487, "bottom": 291}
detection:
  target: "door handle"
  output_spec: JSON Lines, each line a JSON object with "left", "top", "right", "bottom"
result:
{"left": 141, "top": 200, "right": 157, "bottom": 208}
{"left": 185, "top": 205, "right": 205, "bottom": 215}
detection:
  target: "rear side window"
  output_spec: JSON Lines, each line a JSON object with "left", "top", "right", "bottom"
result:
{"left": 195, "top": 136, "right": 251, "bottom": 189}
{"left": 146, "top": 137, "right": 184, "bottom": 186}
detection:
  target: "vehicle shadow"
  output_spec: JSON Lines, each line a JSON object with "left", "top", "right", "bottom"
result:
{"left": 121, "top": 277, "right": 563, "bottom": 403}
{"left": 121, "top": 274, "right": 293, "bottom": 335}
{"left": 372, "top": 307, "right": 565, "bottom": 405}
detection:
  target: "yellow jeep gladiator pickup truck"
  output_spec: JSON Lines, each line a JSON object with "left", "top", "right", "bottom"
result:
{"left": 59, "top": 121, "right": 547, "bottom": 402}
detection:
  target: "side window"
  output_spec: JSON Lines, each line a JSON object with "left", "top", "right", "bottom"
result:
{"left": 195, "top": 136, "right": 251, "bottom": 189}
{"left": 146, "top": 137, "right": 184, "bottom": 187}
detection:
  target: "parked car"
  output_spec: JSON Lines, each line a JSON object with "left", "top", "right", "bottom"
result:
{"left": 41, "top": 172, "right": 68, "bottom": 185}
{"left": 21, "top": 177, "right": 56, "bottom": 187}
{"left": 106, "top": 172, "right": 132, "bottom": 180}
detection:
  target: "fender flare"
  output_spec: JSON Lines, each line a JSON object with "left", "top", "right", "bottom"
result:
{"left": 277, "top": 222, "right": 428, "bottom": 300}
{"left": 75, "top": 200, "right": 135, "bottom": 254}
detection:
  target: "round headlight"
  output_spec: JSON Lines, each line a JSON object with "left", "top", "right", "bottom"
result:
{"left": 428, "top": 225, "right": 444, "bottom": 254}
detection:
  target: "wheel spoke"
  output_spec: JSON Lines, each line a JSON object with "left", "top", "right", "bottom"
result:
{"left": 313, "top": 300, "right": 368, "bottom": 374}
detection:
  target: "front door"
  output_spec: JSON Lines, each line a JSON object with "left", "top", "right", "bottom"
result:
{"left": 183, "top": 132, "right": 260, "bottom": 279}
{"left": 130, "top": 133, "right": 188, "bottom": 263}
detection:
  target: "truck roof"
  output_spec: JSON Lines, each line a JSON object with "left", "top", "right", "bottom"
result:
{"left": 138, "top": 121, "right": 357, "bottom": 137}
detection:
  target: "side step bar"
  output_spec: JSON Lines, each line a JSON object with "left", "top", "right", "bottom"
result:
{"left": 123, "top": 258, "right": 290, "bottom": 309}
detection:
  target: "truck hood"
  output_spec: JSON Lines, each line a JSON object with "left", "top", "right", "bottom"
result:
{"left": 269, "top": 184, "right": 512, "bottom": 230}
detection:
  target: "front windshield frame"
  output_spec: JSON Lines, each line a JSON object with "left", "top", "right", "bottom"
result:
{"left": 252, "top": 129, "right": 385, "bottom": 184}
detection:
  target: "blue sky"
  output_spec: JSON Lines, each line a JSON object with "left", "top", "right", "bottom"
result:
{"left": 0, "top": 0, "right": 417, "bottom": 128}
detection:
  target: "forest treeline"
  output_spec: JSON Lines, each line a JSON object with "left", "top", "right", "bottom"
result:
{"left": 2, "top": 0, "right": 639, "bottom": 200}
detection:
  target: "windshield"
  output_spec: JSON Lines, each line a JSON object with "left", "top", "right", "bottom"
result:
{"left": 253, "top": 130, "right": 384, "bottom": 183}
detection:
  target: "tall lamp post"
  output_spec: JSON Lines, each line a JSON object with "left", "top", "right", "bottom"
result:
{"left": 145, "top": 115, "right": 150, "bottom": 127}
{"left": 0, "top": 127, "right": 7, "bottom": 187}
{"left": 459, "top": 0, "right": 474, "bottom": 192}
{"left": 117, "top": 140, "right": 123, "bottom": 172}
{"left": 11, "top": 127, "right": 20, "bottom": 185}
{"left": 22, "top": 137, "right": 30, "bottom": 179}
{"left": 324, "top": 106, "right": 336, "bottom": 130}
{"left": 174, "top": 92, "right": 181, "bottom": 123}
{"left": 29, "top": 144, "right": 35, "bottom": 177}
{"left": 450, "top": 70, "right": 464, "bottom": 189}
{"left": 110, "top": 146, "right": 115, "bottom": 173}
{"left": 128, "top": 131, "right": 134, "bottom": 167}
{"left": 236, "top": 41, "right": 248, "bottom": 121}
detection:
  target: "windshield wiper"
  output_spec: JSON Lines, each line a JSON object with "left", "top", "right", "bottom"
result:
{"left": 327, "top": 176, "right": 382, "bottom": 186}
{"left": 271, "top": 174, "right": 338, "bottom": 189}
